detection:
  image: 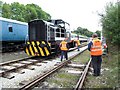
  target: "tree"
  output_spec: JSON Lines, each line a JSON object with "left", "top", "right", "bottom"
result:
{"left": 25, "top": 4, "right": 38, "bottom": 22}
{"left": 95, "top": 30, "right": 101, "bottom": 37}
{"left": 0, "top": 0, "right": 3, "bottom": 17}
{"left": 100, "top": 2, "right": 120, "bottom": 46}
{"left": 11, "top": 2, "right": 26, "bottom": 21}
{"left": 26, "top": 4, "right": 51, "bottom": 20}
{"left": 73, "top": 26, "right": 93, "bottom": 37}
{"left": 2, "top": 2, "right": 51, "bottom": 22}
{"left": 2, "top": 3, "right": 12, "bottom": 18}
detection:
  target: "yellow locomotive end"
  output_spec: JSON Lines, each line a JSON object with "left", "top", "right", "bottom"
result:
{"left": 24, "top": 41, "right": 51, "bottom": 56}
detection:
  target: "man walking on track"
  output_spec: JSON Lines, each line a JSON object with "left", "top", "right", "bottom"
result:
{"left": 88, "top": 33, "right": 103, "bottom": 76}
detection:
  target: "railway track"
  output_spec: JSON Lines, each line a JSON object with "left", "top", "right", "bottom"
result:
{"left": 1, "top": 46, "right": 88, "bottom": 89}
{"left": 0, "top": 48, "right": 76, "bottom": 73}
{"left": 0, "top": 56, "right": 41, "bottom": 78}
{"left": 0, "top": 48, "right": 75, "bottom": 79}
{"left": 19, "top": 46, "right": 90, "bottom": 90}
{"left": 0, "top": 46, "right": 78, "bottom": 77}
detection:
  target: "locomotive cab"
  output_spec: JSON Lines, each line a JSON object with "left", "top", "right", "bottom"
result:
{"left": 29, "top": 20, "right": 56, "bottom": 42}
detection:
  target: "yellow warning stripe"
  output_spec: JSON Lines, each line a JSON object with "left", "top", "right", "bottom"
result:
{"left": 42, "top": 41, "right": 45, "bottom": 44}
{"left": 48, "top": 42, "right": 51, "bottom": 47}
{"left": 36, "top": 41, "right": 45, "bottom": 56}
{"left": 42, "top": 41, "right": 50, "bottom": 56}
{"left": 25, "top": 41, "right": 50, "bottom": 56}
{"left": 31, "top": 41, "right": 39, "bottom": 56}
{"left": 44, "top": 47, "right": 50, "bottom": 56}
{"left": 26, "top": 48, "right": 30, "bottom": 56}
{"left": 27, "top": 42, "right": 34, "bottom": 56}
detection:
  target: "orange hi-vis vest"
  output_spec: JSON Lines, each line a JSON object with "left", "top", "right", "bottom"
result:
{"left": 75, "top": 40, "right": 80, "bottom": 46}
{"left": 90, "top": 38, "right": 102, "bottom": 56}
{"left": 60, "top": 40, "right": 68, "bottom": 51}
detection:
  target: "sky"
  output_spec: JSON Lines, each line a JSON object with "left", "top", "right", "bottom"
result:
{"left": 2, "top": 0, "right": 117, "bottom": 32}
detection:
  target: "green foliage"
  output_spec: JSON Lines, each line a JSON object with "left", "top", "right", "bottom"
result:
{"left": 101, "top": 2, "right": 120, "bottom": 46}
{"left": 25, "top": 4, "right": 38, "bottom": 22}
{"left": 10, "top": 2, "right": 26, "bottom": 22}
{"left": 2, "top": 3, "right": 11, "bottom": 18}
{"left": 0, "top": 0, "right": 3, "bottom": 17}
{"left": 2, "top": 2, "right": 51, "bottom": 22}
{"left": 73, "top": 26, "right": 93, "bottom": 37}
{"left": 95, "top": 30, "right": 101, "bottom": 37}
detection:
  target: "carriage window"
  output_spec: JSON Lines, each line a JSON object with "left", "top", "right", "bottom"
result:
{"left": 9, "top": 27, "right": 13, "bottom": 32}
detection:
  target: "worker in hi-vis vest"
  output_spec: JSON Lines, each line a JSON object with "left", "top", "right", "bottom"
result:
{"left": 88, "top": 33, "right": 102, "bottom": 76}
{"left": 59, "top": 37, "right": 69, "bottom": 61}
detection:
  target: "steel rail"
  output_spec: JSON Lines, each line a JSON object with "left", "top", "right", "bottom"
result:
{"left": 0, "top": 58, "right": 42, "bottom": 77}
{"left": 75, "top": 58, "right": 91, "bottom": 90}
{"left": 0, "top": 55, "right": 51, "bottom": 77}
{"left": 0, "top": 56, "right": 35, "bottom": 66}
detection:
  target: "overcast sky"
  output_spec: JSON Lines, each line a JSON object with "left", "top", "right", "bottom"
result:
{"left": 2, "top": 0, "right": 117, "bottom": 32}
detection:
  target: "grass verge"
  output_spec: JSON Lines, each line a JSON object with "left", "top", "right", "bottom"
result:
{"left": 84, "top": 45, "right": 119, "bottom": 89}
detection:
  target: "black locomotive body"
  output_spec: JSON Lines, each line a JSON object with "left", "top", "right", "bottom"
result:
{"left": 24, "top": 19, "right": 85, "bottom": 56}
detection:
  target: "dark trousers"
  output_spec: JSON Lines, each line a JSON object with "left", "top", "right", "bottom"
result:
{"left": 61, "top": 50, "right": 68, "bottom": 61}
{"left": 77, "top": 45, "right": 80, "bottom": 51}
{"left": 91, "top": 56, "right": 102, "bottom": 76}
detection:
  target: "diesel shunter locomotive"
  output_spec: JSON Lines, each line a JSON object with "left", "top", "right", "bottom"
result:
{"left": 24, "top": 19, "right": 87, "bottom": 56}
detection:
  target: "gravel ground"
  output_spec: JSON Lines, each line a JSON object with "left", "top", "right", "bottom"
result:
{"left": 0, "top": 51, "right": 30, "bottom": 63}
{"left": 0, "top": 46, "right": 88, "bottom": 89}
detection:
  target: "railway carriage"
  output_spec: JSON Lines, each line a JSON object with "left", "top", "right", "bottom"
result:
{"left": 0, "top": 17, "right": 28, "bottom": 52}
{"left": 79, "top": 35, "right": 88, "bottom": 43}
